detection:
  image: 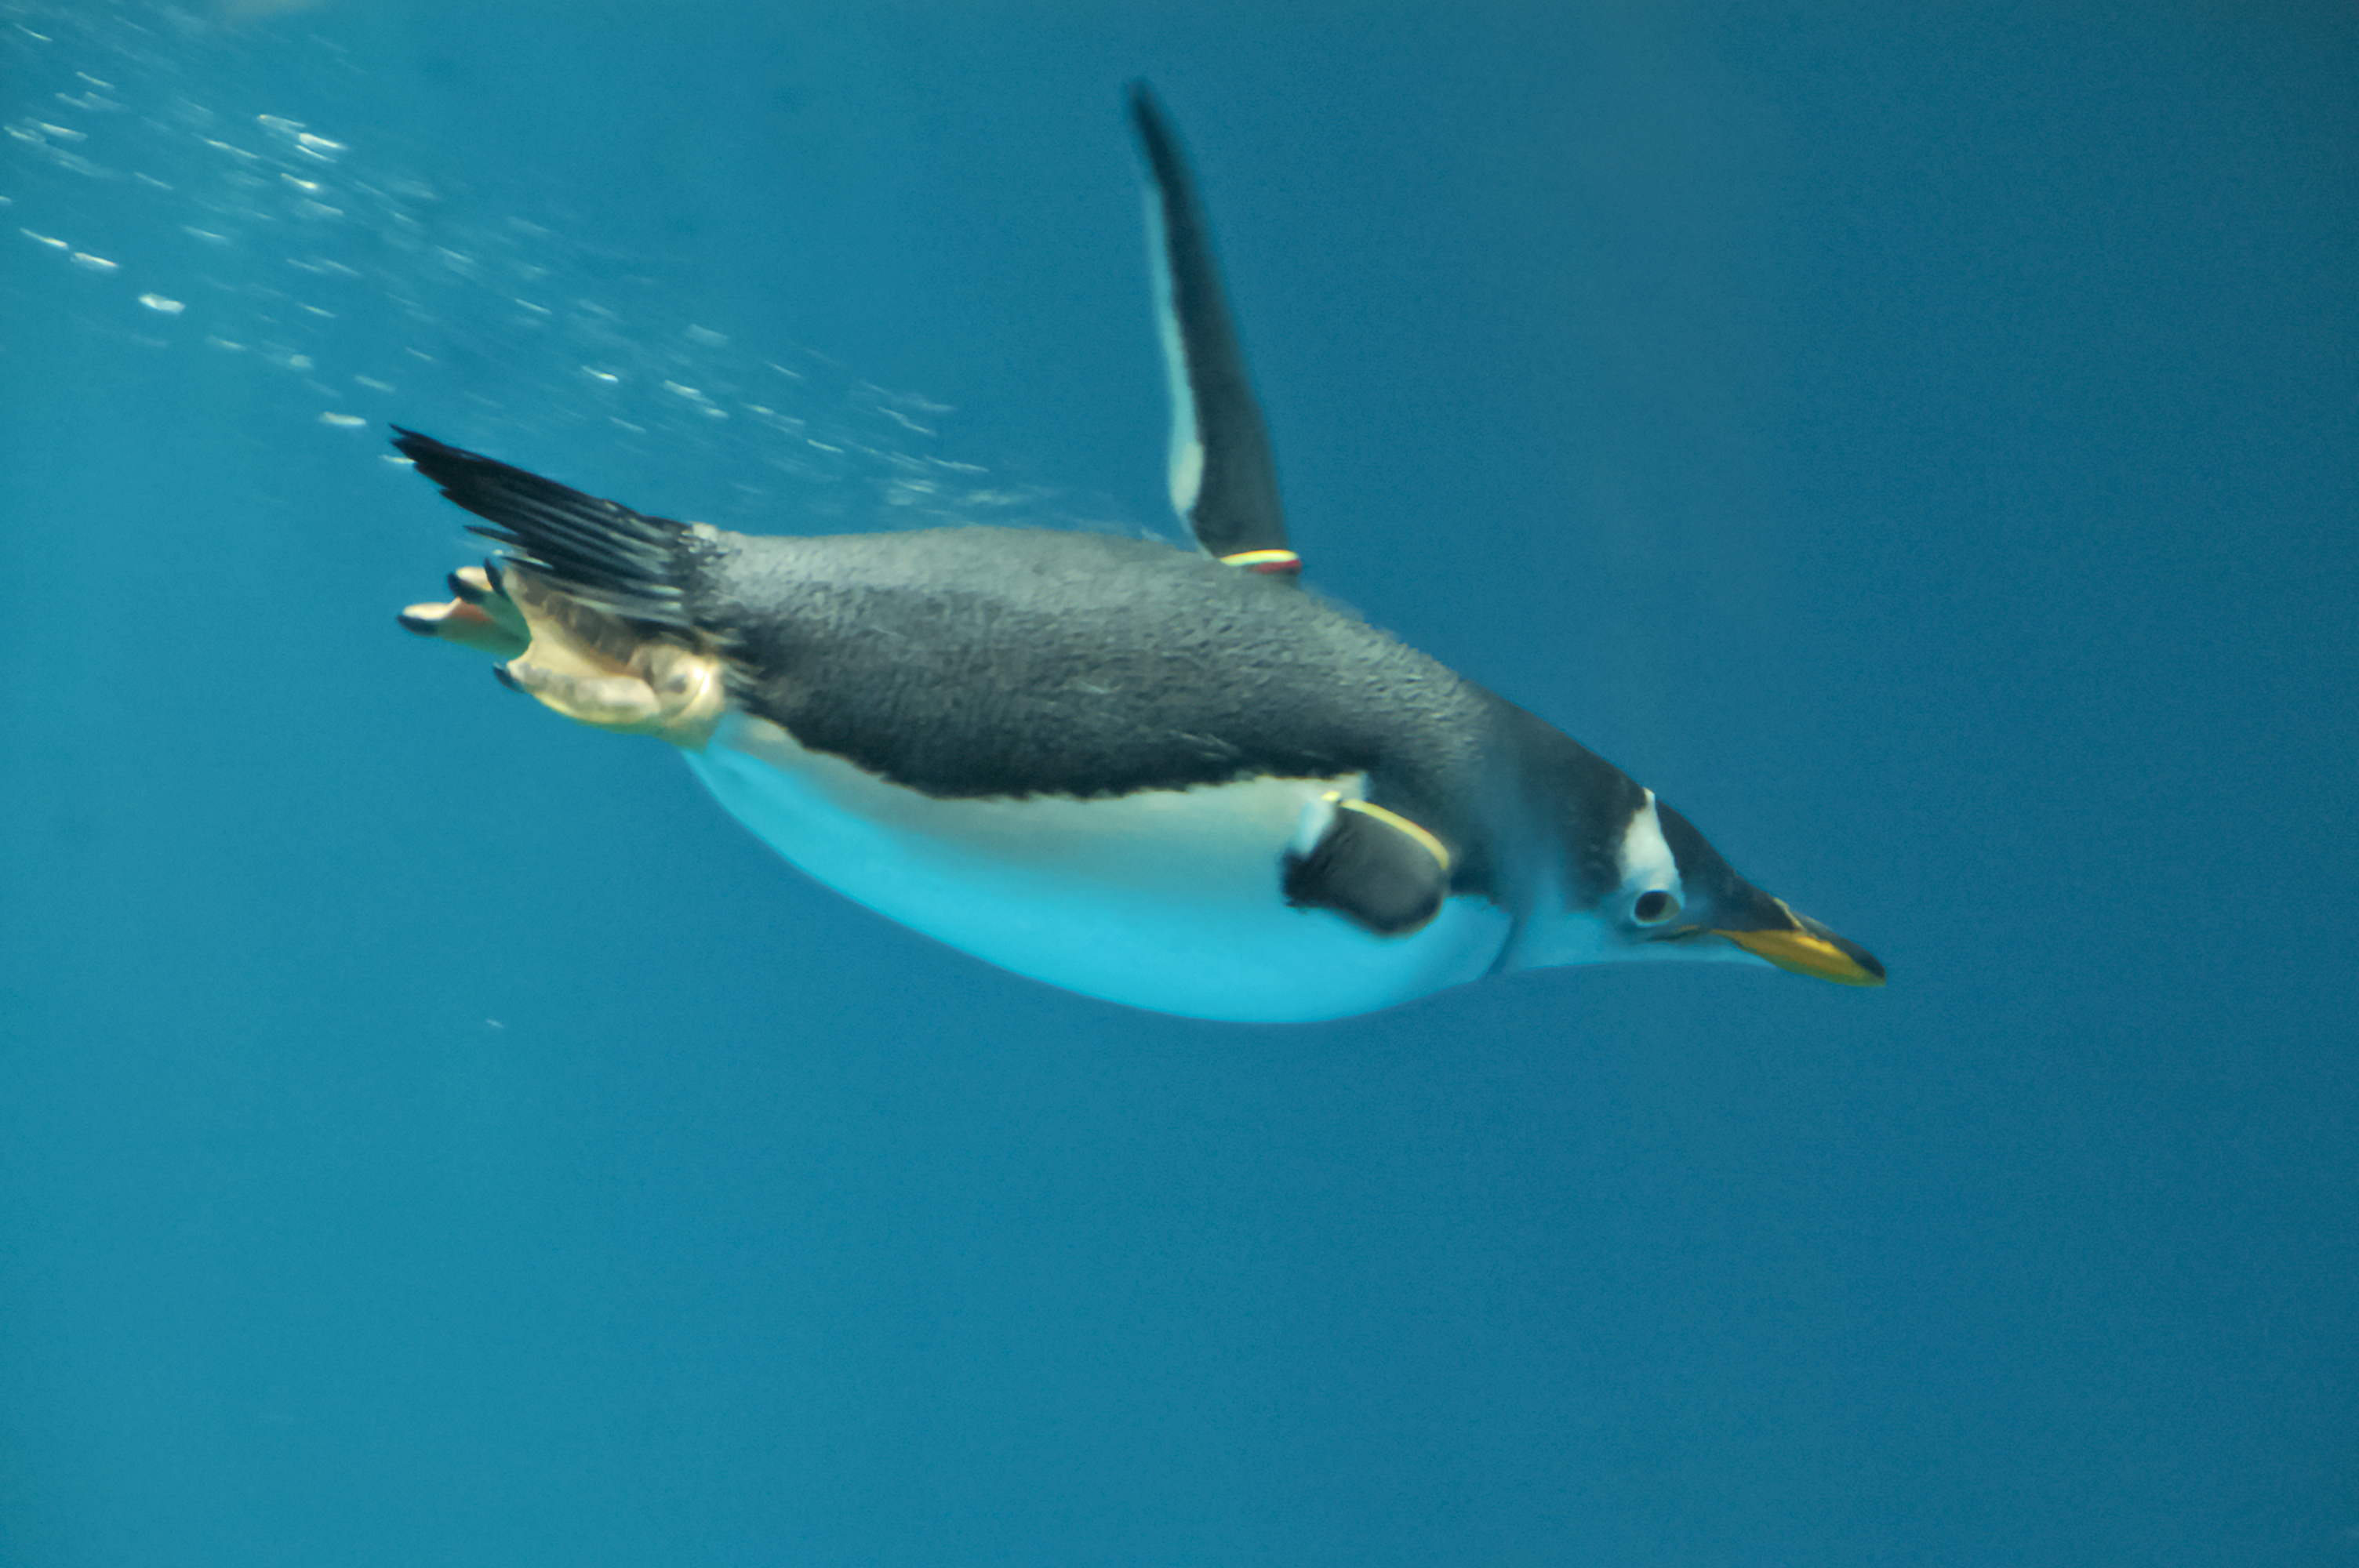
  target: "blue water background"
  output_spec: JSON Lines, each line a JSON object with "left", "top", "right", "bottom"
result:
{"left": 4, "top": 2, "right": 2356, "bottom": 1563}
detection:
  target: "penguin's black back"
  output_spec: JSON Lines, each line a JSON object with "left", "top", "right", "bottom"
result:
{"left": 696, "top": 527, "right": 1502, "bottom": 811}
{"left": 391, "top": 428, "right": 1543, "bottom": 902}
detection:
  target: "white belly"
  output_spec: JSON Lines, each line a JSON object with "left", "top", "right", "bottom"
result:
{"left": 683, "top": 710, "right": 1513, "bottom": 1022}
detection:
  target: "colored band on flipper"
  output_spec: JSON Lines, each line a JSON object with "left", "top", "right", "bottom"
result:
{"left": 1219, "top": 548, "right": 1302, "bottom": 577}
{"left": 1283, "top": 791, "right": 1452, "bottom": 936}
{"left": 1331, "top": 796, "right": 1449, "bottom": 873}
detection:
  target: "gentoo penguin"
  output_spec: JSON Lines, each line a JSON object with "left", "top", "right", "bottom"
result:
{"left": 394, "top": 85, "right": 1882, "bottom": 1022}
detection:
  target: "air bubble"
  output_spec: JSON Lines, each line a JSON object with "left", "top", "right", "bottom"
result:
{"left": 5, "top": 13, "right": 1044, "bottom": 537}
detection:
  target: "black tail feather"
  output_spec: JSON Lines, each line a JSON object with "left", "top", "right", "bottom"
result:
{"left": 391, "top": 427, "right": 694, "bottom": 630}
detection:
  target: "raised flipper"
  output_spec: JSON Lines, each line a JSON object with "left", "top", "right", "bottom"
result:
{"left": 1128, "top": 83, "right": 1299, "bottom": 581}
{"left": 390, "top": 428, "right": 728, "bottom": 747}
{"left": 1283, "top": 792, "right": 1453, "bottom": 936}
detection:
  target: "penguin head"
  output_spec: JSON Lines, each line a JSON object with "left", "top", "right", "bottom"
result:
{"left": 1543, "top": 789, "right": 1884, "bottom": 985}
{"left": 1630, "top": 797, "right": 1885, "bottom": 985}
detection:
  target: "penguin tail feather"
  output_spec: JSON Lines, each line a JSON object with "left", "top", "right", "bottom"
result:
{"left": 391, "top": 427, "right": 696, "bottom": 631}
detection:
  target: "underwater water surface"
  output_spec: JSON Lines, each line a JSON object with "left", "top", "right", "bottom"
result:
{"left": 4, "top": 3, "right": 2357, "bottom": 1565}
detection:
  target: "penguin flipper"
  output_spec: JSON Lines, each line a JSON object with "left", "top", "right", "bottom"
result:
{"left": 1127, "top": 84, "right": 1297, "bottom": 580}
{"left": 1283, "top": 793, "right": 1453, "bottom": 937}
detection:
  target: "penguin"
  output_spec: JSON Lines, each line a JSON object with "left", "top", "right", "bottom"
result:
{"left": 394, "top": 84, "right": 1882, "bottom": 1022}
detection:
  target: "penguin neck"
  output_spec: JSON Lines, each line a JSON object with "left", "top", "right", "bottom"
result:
{"left": 1486, "top": 703, "right": 1656, "bottom": 975}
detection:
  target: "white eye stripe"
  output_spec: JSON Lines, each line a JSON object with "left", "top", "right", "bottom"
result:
{"left": 1616, "top": 789, "right": 1682, "bottom": 913}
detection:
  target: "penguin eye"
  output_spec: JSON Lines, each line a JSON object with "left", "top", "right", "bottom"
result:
{"left": 1632, "top": 889, "right": 1680, "bottom": 926}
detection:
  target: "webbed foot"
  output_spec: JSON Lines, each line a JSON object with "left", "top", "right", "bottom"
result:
{"left": 397, "top": 561, "right": 728, "bottom": 749}
{"left": 399, "top": 564, "right": 530, "bottom": 659}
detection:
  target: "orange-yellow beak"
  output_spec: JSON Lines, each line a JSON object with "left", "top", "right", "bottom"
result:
{"left": 1717, "top": 917, "right": 1885, "bottom": 987}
